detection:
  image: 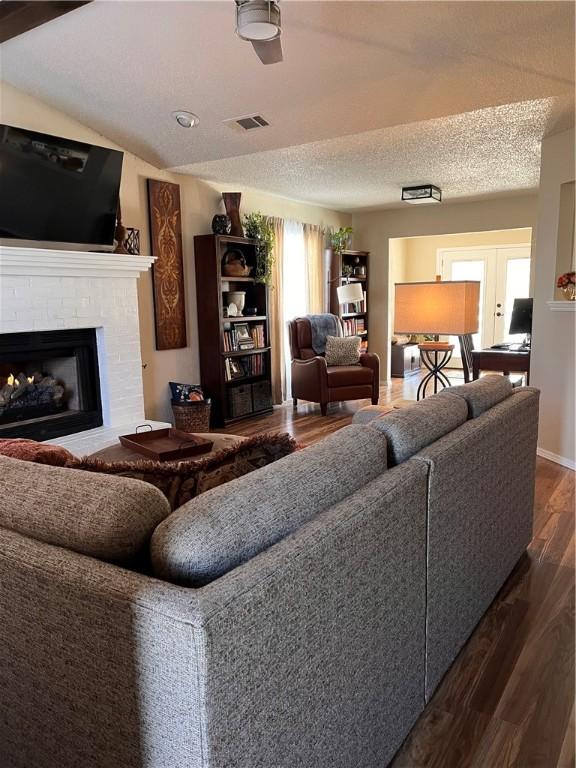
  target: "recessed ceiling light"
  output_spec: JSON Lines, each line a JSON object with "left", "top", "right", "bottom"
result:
{"left": 172, "top": 111, "right": 200, "bottom": 129}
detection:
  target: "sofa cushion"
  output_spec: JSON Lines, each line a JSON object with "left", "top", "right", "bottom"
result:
{"left": 327, "top": 364, "right": 373, "bottom": 387}
{"left": 0, "top": 455, "right": 171, "bottom": 560}
{"left": 367, "top": 393, "right": 468, "bottom": 466}
{"left": 352, "top": 404, "right": 395, "bottom": 425}
{"left": 68, "top": 432, "right": 298, "bottom": 510}
{"left": 440, "top": 374, "right": 513, "bottom": 418}
{"left": 325, "top": 335, "right": 361, "bottom": 366}
{"left": 150, "top": 424, "right": 388, "bottom": 586}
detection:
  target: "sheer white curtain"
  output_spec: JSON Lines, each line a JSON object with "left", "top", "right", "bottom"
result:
{"left": 282, "top": 220, "right": 306, "bottom": 399}
{"left": 304, "top": 223, "right": 325, "bottom": 314}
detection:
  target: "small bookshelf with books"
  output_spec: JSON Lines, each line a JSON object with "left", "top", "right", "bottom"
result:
{"left": 194, "top": 234, "right": 274, "bottom": 426}
{"left": 328, "top": 248, "right": 370, "bottom": 351}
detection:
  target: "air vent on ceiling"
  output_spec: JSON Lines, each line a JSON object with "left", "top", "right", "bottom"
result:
{"left": 224, "top": 114, "right": 270, "bottom": 132}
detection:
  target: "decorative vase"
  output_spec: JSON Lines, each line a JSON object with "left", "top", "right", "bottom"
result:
{"left": 113, "top": 202, "right": 128, "bottom": 254}
{"left": 226, "top": 291, "right": 246, "bottom": 316}
{"left": 222, "top": 193, "right": 243, "bottom": 237}
{"left": 562, "top": 284, "right": 576, "bottom": 301}
{"left": 212, "top": 214, "right": 231, "bottom": 235}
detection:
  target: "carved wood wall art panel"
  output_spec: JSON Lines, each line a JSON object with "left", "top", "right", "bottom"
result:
{"left": 147, "top": 179, "right": 187, "bottom": 350}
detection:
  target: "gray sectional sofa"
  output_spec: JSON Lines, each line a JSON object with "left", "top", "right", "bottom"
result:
{"left": 0, "top": 376, "right": 539, "bottom": 768}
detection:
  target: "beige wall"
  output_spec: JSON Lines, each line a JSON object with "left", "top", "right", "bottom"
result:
{"left": 352, "top": 195, "right": 538, "bottom": 380}
{"left": 0, "top": 82, "right": 350, "bottom": 420}
{"left": 530, "top": 128, "right": 575, "bottom": 467}
{"left": 388, "top": 238, "right": 407, "bottom": 337}
{"left": 396, "top": 228, "right": 533, "bottom": 283}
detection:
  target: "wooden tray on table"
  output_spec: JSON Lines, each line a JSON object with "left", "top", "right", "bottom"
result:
{"left": 119, "top": 425, "right": 213, "bottom": 462}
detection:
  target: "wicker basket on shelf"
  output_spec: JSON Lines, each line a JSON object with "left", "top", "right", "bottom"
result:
{"left": 171, "top": 399, "right": 211, "bottom": 433}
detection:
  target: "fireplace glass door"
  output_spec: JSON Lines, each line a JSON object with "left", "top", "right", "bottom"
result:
{"left": 0, "top": 329, "right": 102, "bottom": 441}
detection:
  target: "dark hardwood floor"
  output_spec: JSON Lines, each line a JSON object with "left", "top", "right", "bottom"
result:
{"left": 220, "top": 374, "right": 575, "bottom": 768}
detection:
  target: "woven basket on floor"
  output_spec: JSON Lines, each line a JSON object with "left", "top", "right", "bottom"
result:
{"left": 171, "top": 399, "right": 211, "bottom": 433}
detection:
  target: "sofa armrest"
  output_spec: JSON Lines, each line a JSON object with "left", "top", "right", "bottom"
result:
{"left": 0, "top": 529, "right": 206, "bottom": 767}
{"left": 291, "top": 355, "right": 328, "bottom": 402}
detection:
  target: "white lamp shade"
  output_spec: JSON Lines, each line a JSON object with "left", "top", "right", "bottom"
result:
{"left": 394, "top": 281, "right": 480, "bottom": 335}
{"left": 337, "top": 282, "right": 364, "bottom": 304}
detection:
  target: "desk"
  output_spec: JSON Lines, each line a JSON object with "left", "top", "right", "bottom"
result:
{"left": 472, "top": 348, "right": 531, "bottom": 384}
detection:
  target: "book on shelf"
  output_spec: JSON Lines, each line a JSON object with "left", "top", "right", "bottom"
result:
{"left": 250, "top": 324, "right": 265, "bottom": 348}
{"left": 342, "top": 317, "right": 367, "bottom": 336}
{"left": 342, "top": 290, "right": 367, "bottom": 315}
{"left": 224, "top": 353, "right": 266, "bottom": 381}
{"left": 223, "top": 322, "right": 266, "bottom": 352}
{"left": 223, "top": 328, "right": 239, "bottom": 352}
{"left": 224, "top": 357, "right": 245, "bottom": 381}
{"left": 241, "top": 353, "right": 265, "bottom": 377}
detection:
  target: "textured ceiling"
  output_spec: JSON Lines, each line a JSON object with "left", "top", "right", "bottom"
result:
{"left": 177, "top": 97, "right": 572, "bottom": 210}
{"left": 1, "top": 1, "right": 574, "bottom": 209}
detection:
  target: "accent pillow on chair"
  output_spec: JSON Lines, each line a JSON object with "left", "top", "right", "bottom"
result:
{"left": 325, "top": 335, "right": 361, "bottom": 366}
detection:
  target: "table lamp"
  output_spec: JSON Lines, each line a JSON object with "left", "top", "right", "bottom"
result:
{"left": 336, "top": 281, "right": 364, "bottom": 306}
{"left": 394, "top": 278, "right": 480, "bottom": 399}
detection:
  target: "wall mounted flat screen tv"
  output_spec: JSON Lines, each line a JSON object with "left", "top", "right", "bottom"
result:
{"left": 0, "top": 125, "right": 123, "bottom": 251}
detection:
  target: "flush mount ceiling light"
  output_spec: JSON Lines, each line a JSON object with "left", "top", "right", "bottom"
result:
{"left": 172, "top": 111, "right": 200, "bottom": 129}
{"left": 402, "top": 184, "right": 442, "bottom": 204}
{"left": 236, "top": 0, "right": 281, "bottom": 41}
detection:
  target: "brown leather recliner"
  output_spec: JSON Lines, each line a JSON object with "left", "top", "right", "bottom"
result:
{"left": 288, "top": 316, "right": 380, "bottom": 415}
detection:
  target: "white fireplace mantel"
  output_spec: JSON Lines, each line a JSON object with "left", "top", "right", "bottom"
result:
{"left": 0, "top": 245, "right": 155, "bottom": 278}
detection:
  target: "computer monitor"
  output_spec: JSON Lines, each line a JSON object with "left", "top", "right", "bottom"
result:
{"left": 509, "top": 298, "right": 533, "bottom": 337}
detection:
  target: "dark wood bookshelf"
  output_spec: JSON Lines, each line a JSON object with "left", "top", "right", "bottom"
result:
{"left": 328, "top": 249, "right": 370, "bottom": 350}
{"left": 193, "top": 234, "right": 274, "bottom": 426}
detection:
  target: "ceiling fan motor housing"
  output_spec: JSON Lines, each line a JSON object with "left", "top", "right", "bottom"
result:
{"left": 236, "top": 0, "right": 281, "bottom": 41}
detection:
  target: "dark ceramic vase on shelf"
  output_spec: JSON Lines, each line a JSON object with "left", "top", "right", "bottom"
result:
{"left": 212, "top": 214, "right": 231, "bottom": 235}
{"left": 222, "top": 192, "right": 243, "bottom": 237}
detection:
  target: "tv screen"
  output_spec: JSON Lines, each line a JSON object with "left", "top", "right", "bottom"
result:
{"left": 0, "top": 125, "right": 123, "bottom": 250}
{"left": 509, "top": 297, "right": 533, "bottom": 335}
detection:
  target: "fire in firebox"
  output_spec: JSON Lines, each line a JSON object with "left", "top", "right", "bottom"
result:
{"left": 0, "top": 371, "right": 67, "bottom": 424}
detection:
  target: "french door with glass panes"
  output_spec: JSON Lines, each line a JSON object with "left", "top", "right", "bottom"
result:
{"left": 437, "top": 245, "right": 531, "bottom": 364}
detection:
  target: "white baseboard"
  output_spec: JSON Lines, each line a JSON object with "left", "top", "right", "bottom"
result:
{"left": 537, "top": 447, "right": 576, "bottom": 471}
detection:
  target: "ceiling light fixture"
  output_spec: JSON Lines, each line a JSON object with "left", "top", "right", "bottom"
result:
{"left": 402, "top": 184, "right": 442, "bottom": 204}
{"left": 236, "top": 0, "right": 281, "bottom": 41}
{"left": 172, "top": 111, "right": 200, "bottom": 129}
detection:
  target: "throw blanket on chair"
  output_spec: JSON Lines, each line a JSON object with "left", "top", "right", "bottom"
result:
{"left": 308, "top": 314, "right": 341, "bottom": 355}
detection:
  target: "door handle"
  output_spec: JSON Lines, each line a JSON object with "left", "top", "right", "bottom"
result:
{"left": 496, "top": 312, "right": 503, "bottom": 317}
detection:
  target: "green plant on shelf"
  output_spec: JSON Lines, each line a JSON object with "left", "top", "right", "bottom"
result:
{"left": 329, "top": 226, "right": 353, "bottom": 256}
{"left": 243, "top": 212, "right": 275, "bottom": 285}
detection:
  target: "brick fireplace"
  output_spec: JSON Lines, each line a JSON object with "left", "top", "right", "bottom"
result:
{"left": 0, "top": 246, "right": 158, "bottom": 452}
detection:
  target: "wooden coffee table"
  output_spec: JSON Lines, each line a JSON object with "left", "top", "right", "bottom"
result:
{"left": 89, "top": 432, "right": 245, "bottom": 462}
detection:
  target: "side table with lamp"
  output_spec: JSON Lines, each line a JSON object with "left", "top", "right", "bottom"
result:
{"left": 394, "top": 277, "right": 481, "bottom": 400}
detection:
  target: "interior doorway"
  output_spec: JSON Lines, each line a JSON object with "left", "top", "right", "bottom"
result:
{"left": 389, "top": 228, "right": 532, "bottom": 376}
